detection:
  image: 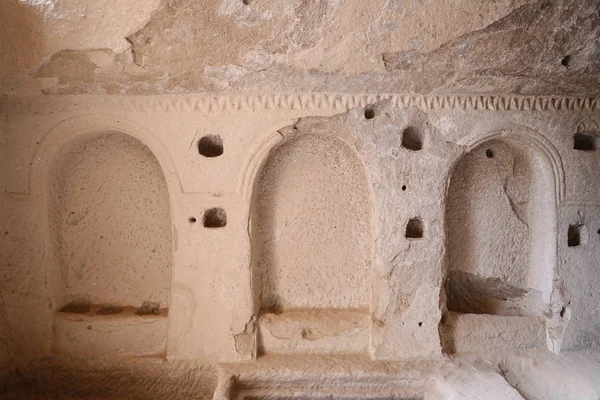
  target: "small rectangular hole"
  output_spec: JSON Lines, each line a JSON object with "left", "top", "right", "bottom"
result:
{"left": 574, "top": 133, "right": 597, "bottom": 151}
{"left": 568, "top": 224, "right": 581, "bottom": 247}
{"left": 59, "top": 301, "right": 91, "bottom": 314}
{"left": 136, "top": 301, "right": 161, "bottom": 316}
{"left": 97, "top": 306, "right": 124, "bottom": 315}
{"left": 568, "top": 224, "right": 588, "bottom": 247}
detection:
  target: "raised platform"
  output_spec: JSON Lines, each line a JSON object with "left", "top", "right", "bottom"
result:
{"left": 217, "top": 354, "right": 434, "bottom": 400}
{"left": 441, "top": 312, "right": 547, "bottom": 353}
{"left": 53, "top": 306, "right": 168, "bottom": 357}
{"left": 257, "top": 309, "right": 370, "bottom": 355}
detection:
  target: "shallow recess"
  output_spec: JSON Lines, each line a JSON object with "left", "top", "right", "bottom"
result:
{"left": 49, "top": 131, "right": 172, "bottom": 356}
{"left": 401, "top": 126, "right": 423, "bottom": 151}
{"left": 442, "top": 137, "right": 557, "bottom": 354}
{"left": 198, "top": 134, "right": 224, "bottom": 157}
{"left": 445, "top": 139, "right": 555, "bottom": 318}
{"left": 203, "top": 207, "right": 227, "bottom": 228}
{"left": 53, "top": 305, "right": 168, "bottom": 357}
{"left": 59, "top": 302, "right": 91, "bottom": 314}
{"left": 136, "top": 301, "right": 161, "bottom": 316}
{"left": 97, "top": 305, "right": 124, "bottom": 315}
{"left": 573, "top": 132, "right": 597, "bottom": 151}
{"left": 251, "top": 133, "right": 372, "bottom": 354}
{"left": 568, "top": 225, "right": 581, "bottom": 247}
{"left": 568, "top": 224, "right": 588, "bottom": 247}
{"left": 50, "top": 132, "right": 172, "bottom": 308}
{"left": 405, "top": 218, "right": 424, "bottom": 238}
{"left": 252, "top": 134, "right": 371, "bottom": 311}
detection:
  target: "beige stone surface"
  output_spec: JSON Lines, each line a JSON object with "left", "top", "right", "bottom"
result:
{"left": 0, "top": 0, "right": 160, "bottom": 79}
{"left": 1, "top": 0, "right": 600, "bottom": 397}
{"left": 252, "top": 133, "right": 371, "bottom": 311}
{"left": 52, "top": 306, "right": 168, "bottom": 357}
{"left": 441, "top": 313, "right": 547, "bottom": 354}
{"left": 258, "top": 309, "right": 370, "bottom": 355}
{"left": 0, "top": 94, "right": 598, "bottom": 397}
{"left": 1, "top": 1, "right": 598, "bottom": 95}
{"left": 50, "top": 131, "right": 172, "bottom": 308}
{"left": 446, "top": 138, "right": 555, "bottom": 317}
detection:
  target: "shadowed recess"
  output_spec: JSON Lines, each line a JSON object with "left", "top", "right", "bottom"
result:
{"left": 251, "top": 133, "right": 372, "bottom": 311}
{"left": 444, "top": 138, "right": 555, "bottom": 317}
{"left": 97, "top": 305, "right": 124, "bottom": 315}
{"left": 50, "top": 131, "right": 173, "bottom": 309}
{"left": 405, "top": 218, "right": 424, "bottom": 238}
{"left": 573, "top": 133, "right": 597, "bottom": 151}
{"left": 445, "top": 271, "right": 528, "bottom": 315}
{"left": 59, "top": 301, "right": 91, "bottom": 314}
{"left": 198, "top": 135, "right": 224, "bottom": 157}
{"left": 203, "top": 207, "right": 227, "bottom": 228}
{"left": 401, "top": 126, "right": 423, "bottom": 151}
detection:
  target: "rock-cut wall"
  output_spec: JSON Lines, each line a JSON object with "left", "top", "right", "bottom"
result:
{"left": 0, "top": 92, "right": 599, "bottom": 398}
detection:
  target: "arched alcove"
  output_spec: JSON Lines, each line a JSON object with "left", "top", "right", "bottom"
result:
{"left": 251, "top": 133, "right": 372, "bottom": 354}
{"left": 445, "top": 137, "right": 556, "bottom": 318}
{"left": 49, "top": 131, "right": 172, "bottom": 356}
{"left": 51, "top": 131, "right": 172, "bottom": 308}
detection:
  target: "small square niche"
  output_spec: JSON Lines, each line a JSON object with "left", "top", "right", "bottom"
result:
{"left": 568, "top": 224, "right": 588, "bottom": 247}
{"left": 203, "top": 207, "right": 227, "bottom": 228}
{"left": 405, "top": 218, "right": 424, "bottom": 239}
{"left": 573, "top": 133, "right": 597, "bottom": 151}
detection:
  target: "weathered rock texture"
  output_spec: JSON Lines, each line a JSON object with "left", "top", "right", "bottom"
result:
{"left": 1, "top": 92, "right": 599, "bottom": 398}
{"left": 446, "top": 139, "right": 554, "bottom": 317}
{"left": 50, "top": 132, "right": 172, "bottom": 308}
{"left": 252, "top": 133, "right": 372, "bottom": 311}
{"left": 1, "top": 0, "right": 600, "bottom": 398}
{"left": 1, "top": 0, "right": 598, "bottom": 95}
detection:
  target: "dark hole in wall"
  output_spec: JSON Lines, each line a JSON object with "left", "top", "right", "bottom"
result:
{"left": 405, "top": 218, "right": 423, "bottom": 238}
{"left": 485, "top": 148, "right": 494, "bottom": 158}
{"left": 568, "top": 224, "right": 582, "bottom": 247}
{"left": 402, "top": 127, "right": 423, "bottom": 151}
{"left": 59, "top": 301, "right": 91, "bottom": 314}
{"left": 203, "top": 207, "right": 227, "bottom": 228}
{"left": 561, "top": 55, "right": 572, "bottom": 67}
{"left": 97, "top": 306, "right": 124, "bottom": 315}
{"left": 364, "top": 108, "right": 376, "bottom": 120}
{"left": 188, "top": 216, "right": 197, "bottom": 223}
{"left": 136, "top": 301, "right": 160, "bottom": 316}
{"left": 198, "top": 135, "right": 224, "bottom": 157}
{"left": 573, "top": 133, "right": 597, "bottom": 151}
{"left": 445, "top": 271, "right": 528, "bottom": 315}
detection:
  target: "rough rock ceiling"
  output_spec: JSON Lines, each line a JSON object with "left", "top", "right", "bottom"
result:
{"left": 1, "top": 0, "right": 598, "bottom": 96}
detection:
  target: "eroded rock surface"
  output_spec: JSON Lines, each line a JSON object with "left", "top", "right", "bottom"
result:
{"left": 1, "top": 0, "right": 598, "bottom": 95}
{"left": 1, "top": 0, "right": 600, "bottom": 399}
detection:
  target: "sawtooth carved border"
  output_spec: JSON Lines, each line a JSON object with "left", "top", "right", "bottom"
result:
{"left": 3, "top": 93, "right": 600, "bottom": 113}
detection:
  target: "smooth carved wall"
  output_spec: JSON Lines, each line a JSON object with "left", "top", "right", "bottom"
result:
{"left": 445, "top": 137, "right": 556, "bottom": 317}
{"left": 251, "top": 133, "right": 372, "bottom": 311}
{"left": 50, "top": 131, "right": 173, "bottom": 308}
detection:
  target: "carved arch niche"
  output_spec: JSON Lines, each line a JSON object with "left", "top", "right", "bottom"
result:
{"left": 250, "top": 131, "right": 373, "bottom": 355}
{"left": 49, "top": 130, "right": 173, "bottom": 357}
{"left": 442, "top": 131, "right": 559, "bottom": 353}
